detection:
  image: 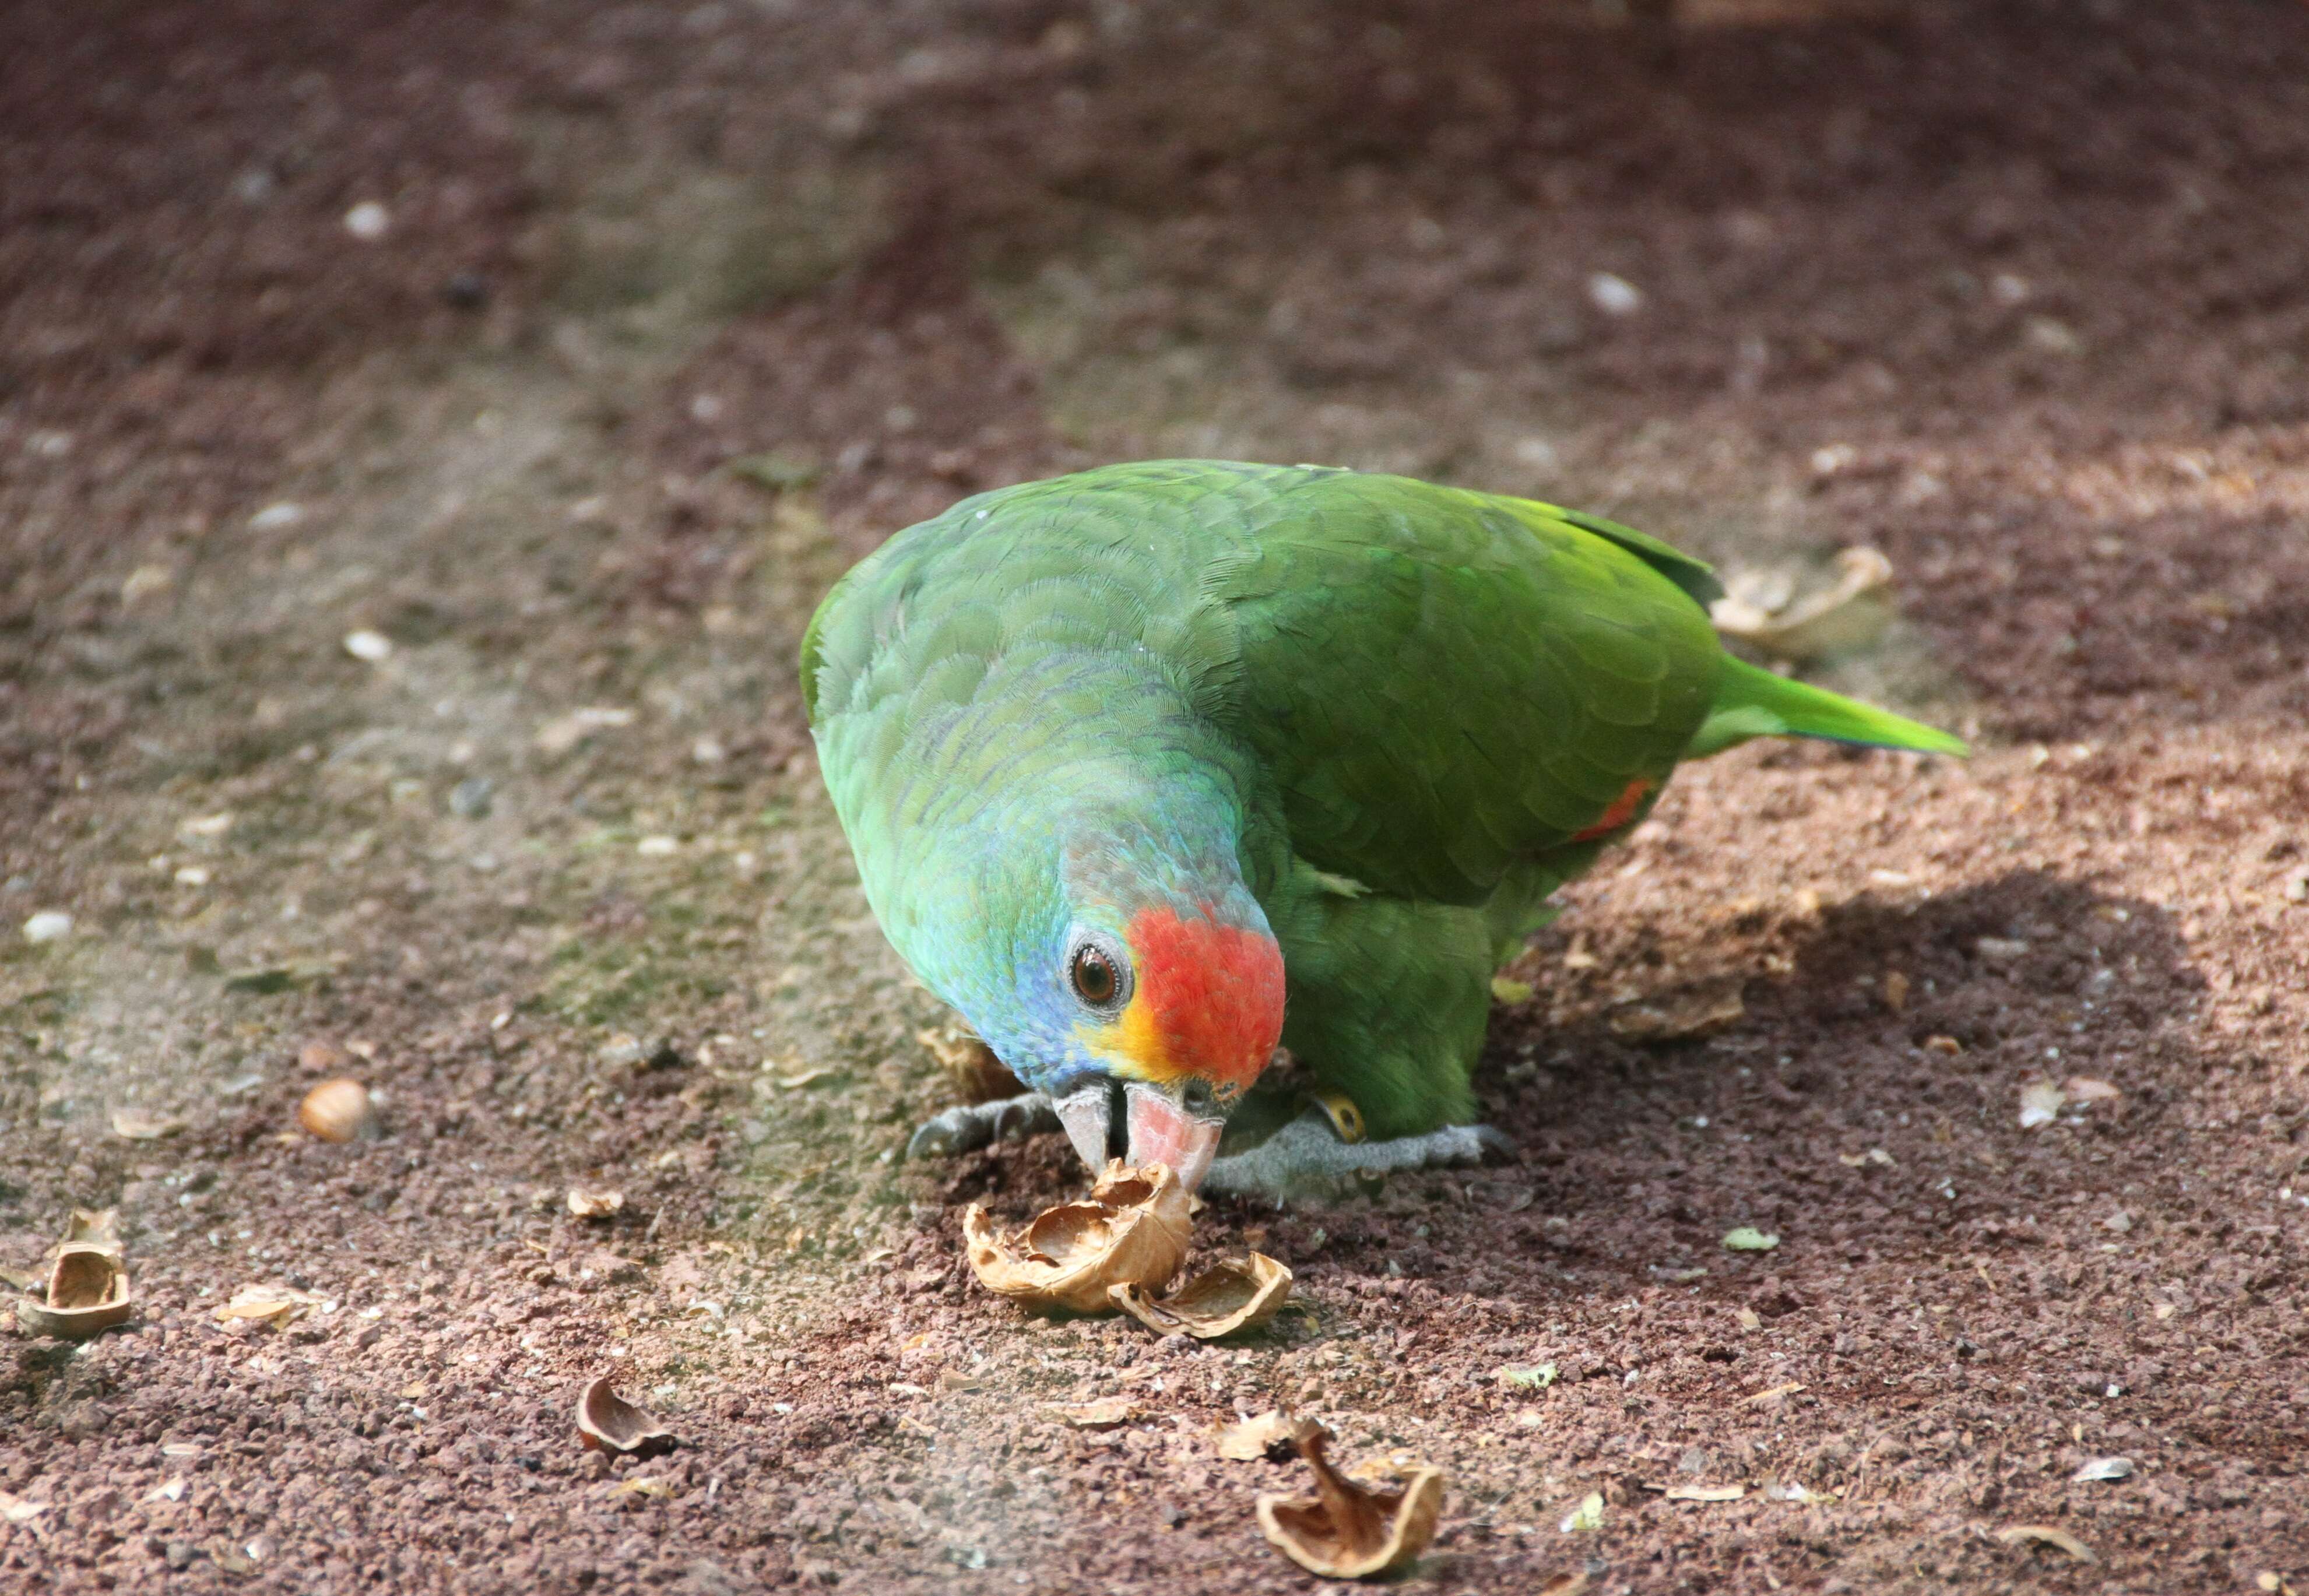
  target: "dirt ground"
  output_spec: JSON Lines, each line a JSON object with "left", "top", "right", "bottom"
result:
{"left": 3, "top": 1, "right": 2306, "bottom": 1591}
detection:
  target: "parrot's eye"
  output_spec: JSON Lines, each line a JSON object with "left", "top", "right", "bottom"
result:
{"left": 1068, "top": 937, "right": 1129, "bottom": 1010}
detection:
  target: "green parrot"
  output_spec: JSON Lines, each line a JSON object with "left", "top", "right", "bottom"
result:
{"left": 801, "top": 461, "right": 1962, "bottom": 1199}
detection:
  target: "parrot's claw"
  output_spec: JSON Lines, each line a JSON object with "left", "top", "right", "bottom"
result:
{"left": 904, "top": 1091, "right": 1059, "bottom": 1161}
{"left": 1201, "top": 1108, "right": 1514, "bottom": 1204}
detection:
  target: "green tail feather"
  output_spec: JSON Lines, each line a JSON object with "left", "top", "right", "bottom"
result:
{"left": 1689, "top": 655, "right": 1968, "bottom": 759}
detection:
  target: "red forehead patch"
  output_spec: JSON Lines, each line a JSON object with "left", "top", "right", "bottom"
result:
{"left": 1126, "top": 905, "right": 1286, "bottom": 1093}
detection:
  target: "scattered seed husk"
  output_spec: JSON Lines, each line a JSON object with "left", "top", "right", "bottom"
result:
{"left": 1837, "top": 1147, "right": 1895, "bottom": 1168}
{"left": 962, "top": 1162, "right": 1191, "bottom": 1314}
{"left": 2072, "top": 1456, "right": 2134, "bottom": 1482}
{"left": 214, "top": 1284, "right": 323, "bottom": 1330}
{"left": 17, "top": 1246, "right": 132, "bottom": 1340}
{"left": 1053, "top": 1395, "right": 1138, "bottom": 1429}
{"left": 1110, "top": 1253, "right": 1291, "bottom": 1338}
{"left": 298, "top": 1078, "right": 374, "bottom": 1142}
{"left": 1663, "top": 1482, "right": 1746, "bottom": 1503}
{"left": 0, "top": 1492, "right": 48, "bottom": 1525}
{"left": 1711, "top": 546, "right": 1896, "bottom": 663}
{"left": 1735, "top": 1306, "right": 1763, "bottom": 1331}
{"left": 1495, "top": 1364, "right": 1558, "bottom": 1390}
{"left": 1997, "top": 1524, "right": 2096, "bottom": 1563}
{"left": 567, "top": 1187, "right": 625, "bottom": 1220}
{"left": 608, "top": 1475, "right": 674, "bottom": 1500}
{"left": 1744, "top": 1382, "right": 1806, "bottom": 1408}
{"left": 1216, "top": 1409, "right": 1298, "bottom": 1461}
{"left": 918, "top": 1025, "right": 1021, "bottom": 1106}
{"left": 934, "top": 1368, "right": 984, "bottom": 1395}
{"left": 1609, "top": 980, "right": 1745, "bottom": 1042}
{"left": 1722, "top": 1227, "right": 1779, "bottom": 1252}
{"left": 1256, "top": 1420, "right": 1443, "bottom": 1579}
{"left": 2019, "top": 1080, "right": 2065, "bottom": 1130}
{"left": 575, "top": 1377, "right": 674, "bottom": 1457}
{"left": 110, "top": 1106, "right": 184, "bottom": 1141}
{"left": 2064, "top": 1076, "right": 2122, "bottom": 1103}
{"left": 1539, "top": 1573, "right": 1589, "bottom": 1596}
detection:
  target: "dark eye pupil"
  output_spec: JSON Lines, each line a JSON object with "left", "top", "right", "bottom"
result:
{"left": 1073, "top": 948, "right": 1115, "bottom": 1003}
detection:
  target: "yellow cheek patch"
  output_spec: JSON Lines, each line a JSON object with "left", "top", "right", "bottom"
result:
{"left": 1081, "top": 996, "right": 1188, "bottom": 1087}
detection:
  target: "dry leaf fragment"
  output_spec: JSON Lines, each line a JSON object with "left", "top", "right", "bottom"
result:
{"left": 608, "top": 1476, "right": 674, "bottom": 1500}
{"left": 575, "top": 1377, "right": 674, "bottom": 1457}
{"left": 962, "top": 1162, "right": 1190, "bottom": 1314}
{"left": 1256, "top": 1420, "right": 1443, "bottom": 1579}
{"left": 934, "top": 1369, "right": 985, "bottom": 1395}
{"left": 2072, "top": 1457, "right": 2133, "bottom": 1482}
{"left": 1217, "top": 1409, "right": 1298, "bottom": 1461}
{"left": 16, "top": 1243, "right": 133, "bottom": 1341}
{"left": 1495, "top": 1364, "right": 1558, "bottom": 1390}
{"left": 1997, "top": 1524, "right": 2096, "bottom": 1563}
{"left": 298, "top": 1078, "right": 374, "bottom": 1142}
{"left": 110, "top": 1106, "right": 184, "bottom": 1141}
{"left": 1110, "top": 1253, "right": 1291, "bottom": 1338}
{"left": 1723, "top": 1227, "right": 1779, "bottom": 1252}
{"left": 214, "top": 1284, "right": 322, "bottom": 1330}
{"left": 918, "top": 1025, "right": 1021, "bottom": 1105}
{"left": 1735, "top": 1307, "right": 1763, "bottom": 1331}
{"left": 1712, "top": 547, "right": 1896, "bottom": 663}
{"left": 1663, "top": 1482, "right": 1747, "bottom": 1503}
{"left": 2019, "top": 1080, "right": 2066, "bottom": 1130}
{"left": 1609, "top": 980, "right": 1744, "bottom": 1042}
{"left": 1055, "top": 1395, "right": 1138, "bottom": 1429}
{"left": 1559, "top": 1491, "right": 1605, "bottom": 1534}
{"left": 567, "top": 1187, "right": 625, "bottom": 1220}
{"left": 1538, "top": 1574, "right": 1589, "bottom": 1596}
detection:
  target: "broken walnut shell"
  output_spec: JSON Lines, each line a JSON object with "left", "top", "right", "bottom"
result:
{"left": 1109, "top": 1252, "right": 1291, "bottom": 1338}
{"left": 1256, "top": 1419, "right": 1444, "bottom": 1580}
{"left": 962, "top": 1161, "right": 1190, "bottom": 1314}
{"left": 575, "top": 1377, "right": 674, "bottom": 1458}
{"left": 298, "top": 1077, "right": 374, "bottom": 1142}
{"left": 17, "top": 1245, "right": 133, "bottom": 1341}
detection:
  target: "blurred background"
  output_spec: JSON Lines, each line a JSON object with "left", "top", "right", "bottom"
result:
{"left": 2, "top": 2, "right": 2307, "bottom": 1591}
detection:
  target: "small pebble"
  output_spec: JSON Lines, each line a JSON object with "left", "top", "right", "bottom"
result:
{"left": 344, "top": 630, "right": 393, "bottom": 662}
{"left": 22, "top": 911, "right": 72, "bottom": 944}
{"left": 249, "top": 502, "right": 304, "bottom": 531}
{"left": 344, "top": 201, "right": 391, "bottom": 241}
{"left": 1588, "top": 272, "right": 1644, "bottom": 317}
{"left": 448, "top": 777, "right": 494, "bottom": 819}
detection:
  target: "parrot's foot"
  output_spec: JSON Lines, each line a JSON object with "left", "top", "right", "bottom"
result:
{"left": 1201, "top": 1108, "right": 1513, "bottom": 1205}
{"left": 904, "top": 1091, "right": 1058, "bottom": 1160}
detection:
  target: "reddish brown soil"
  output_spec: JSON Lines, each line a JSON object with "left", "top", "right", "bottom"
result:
{"left": 3, "top": 2, "right": 2306, "bottom": 1593}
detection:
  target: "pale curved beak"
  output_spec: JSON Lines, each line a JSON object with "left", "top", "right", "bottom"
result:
{"left": 1122, "top": 1080, "right": 1225, "bottom": 1192}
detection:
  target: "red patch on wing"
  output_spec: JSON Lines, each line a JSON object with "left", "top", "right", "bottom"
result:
{"left": 1571, "top": 776, "right": 1657, "bottom": 843}
{"left": 1126, "top": 905, "right": 1286, "bottom": 1094}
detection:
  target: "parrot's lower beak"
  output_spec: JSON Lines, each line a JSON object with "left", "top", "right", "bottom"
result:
{"left": 1122, "top": 1080, "right": 1224, "bottom": 1193}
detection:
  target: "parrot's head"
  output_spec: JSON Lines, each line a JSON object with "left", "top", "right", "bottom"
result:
{"left": 885, "top": 769, "right": 1285, "bottom": 1191}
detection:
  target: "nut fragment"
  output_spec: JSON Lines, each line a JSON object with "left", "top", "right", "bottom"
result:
{"left": 298, "top": 1078, "right": 374, "bottom": 1142}
{"left": 17, "top": 1246, "right": 133, "bottom": 1340}
{"left": 1215, "top": 1409, "right": 1298, "bottom": 1462}
{"left": 575, "top": 1377, "right": 674, "bottom": 1457}
{"left": 962, "top": 1162, "right": 1190, "bottom": 1314}
{"left": 1608, "top": 980, "right": 1745, "bottom": 1041}
{"left": 1711, "top": 546, "right": 1896, "bottom": 663}
{"left": 214, "top": 1284, "right": 324, "bottom": 1330}
{"left": 1256, "top": 1419, "right": 1443, "bottom": 1579}
{"left": 1109, "top": 1253, "right": 1291, "bottom": 1338}
{"left": 567, "top": 1187, "right": 625, "bottom": 1220}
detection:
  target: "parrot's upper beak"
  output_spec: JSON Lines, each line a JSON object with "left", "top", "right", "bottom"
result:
{"left": 1123, "top": 1080, "right": 1224, "bottom": 1192}
{"left": 1052, "top": 1079, "right": 1225, "bottom": 1191}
